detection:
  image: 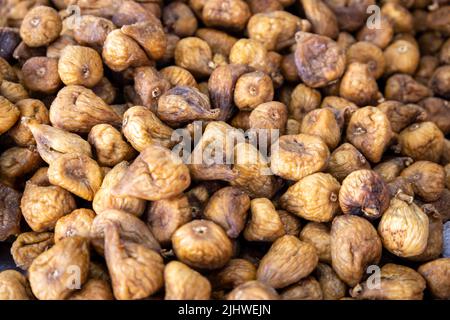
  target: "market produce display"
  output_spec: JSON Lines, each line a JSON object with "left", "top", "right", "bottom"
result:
{"left": 0, "top": 0, "right": 449, "bottom": 300}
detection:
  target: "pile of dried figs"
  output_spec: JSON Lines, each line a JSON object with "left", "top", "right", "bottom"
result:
{"left": 0, "top": 0, "right": 449, "bottom": 300}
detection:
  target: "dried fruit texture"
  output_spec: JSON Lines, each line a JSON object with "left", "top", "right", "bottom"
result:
{"left": 271, "top": 134, "right": 330, "bottom": 181}
{"left": 104, "top": 223, "right": 164, "bottom": 300}
{"left": 102, "top": 30, "right": 150, "bottom": 72}
{"left": 301, "top": 108, "right": 341, "bottom": 150}
{"left": 121, "top": 20, "right": 167, "bottom": 61}
{"left": 88, "top": 124, "right": 134, "bottom": 167}
{"left": 175, "top": 37, "right": 214, "bottom": 78}
{"left": 164, "top": 261, "right": 211, "bottom": 300}
{"left": 357, "top": 16, "right": 393, "bottom": 49}
{"left": 227, "top": 280, "right": 279, "bottom": 300}
{"left": 257, "top": 235, "right": 318, "bottom": 288}
{"left": 158, "top": 86, "right": 220, "bottom": 125}
{"left": 430, "top": 65, "right": 450, "bottom": 100}
{"left": 202, "top": 0, "right": 251, "bottom": 31}
{"left": 54, "top": 208, "right": 95, "bottom": 242}
{"left": 0, "top": 96, "right": 20, "bottom": 135}
{"left": 195, "top": 28, "right": 236, "bottom": 57}
{"left": 315, "top": 263, "right": 346, "bottom": 300}
{"left": 0, "top": 146, "right": 42, "bottom": 181}
{"left": 330, "top": 215, "right": 382, "bottom": 286}
{"left": 11, "top": 231, "right": 53, "bottom": 270}
{"left": 230, "top": 142, "right": 281, "bottom": 199}
{"left": 278, "top": 210, "right": 302, "bottom": 236}
{"left": 58, "top": 45, "right": 103, "bottom": 88}
{"left": 426, "top": 6, "right": 450, "bottom": 35}
{"left": 0, "top": 80, "right": 29, "bottom": 103}
{"left": 22, "top": 56, "right": 61, "bottom": 94}
{"left": 351, "top": 264, "right": 426, "bottom": 300}
{"left": 203, "top": 187, "right": 250, "bottom": 238}
{"left": 339, "top": 62, "right": 379, "bottom": 106}
{"left": 172, "top": 219, "right": 233, "bottom": 269}
{"left": 0, "top": 270, "right": 33, "bottom": 300}
{"left": 28, "top": 123, "right": 92, "bottom": 165}
{"left": 401, "top": 161, "right": 445, "bottom": 202}
{"left": 72, "top": 15, "right": 116, "bottom": 51}
{"left": 68, "top": 279, "right": 114, "bottom": 300}
{"left": 112, "top": 144, "right": 190, "bottom": 201}
{"left": 29, "top": 236, "right": 90, "bottom": 300}
{"left": 300, "top": 0, "right": 339, "bottom": 39}
{"left": 281, "top": 276, "right": 323, "bottom": 300}
{"left": 243, "top": 198, "right": 284, "bottom": 242}
{"left": 377, "top": 101, "right": 427, "bottom": 133}
{"left": 19, "top": 6, "right": 62, "bottom": 47}
{"left": 229, "top": 39, "right": 270, "bottom": 74}
{"left": 385, "top": 74, "right": 432, "bottom": 104}
{"left": 249, "top": 101, "right": 288, "bottom": 135}
{"left": 324, "top": 0, "right": 374, "bottom": 32}
{"left": 346, "top": 107, "right": 394, "bottom": 163}
{"left": 374, "top": 157, "right": 414, "bottom": 183}
{"left": 419, "top": 97, "right": 450, "bottom": 135}
{"left": 234, "top": 71, "right": 274, "bottom": 111}
{"left": 209, "top": 259, "right": 256, "bottom": 290}
{"left": 378, "top": 197, "right": 429, "bottom": 258}
{"left": 280, "top": 173, "right": 340, "bottom": 222}
{"left": 398, "top": 122, "right": 444, "bottom": 162}
{"left": 326, "top": 143, "right": 370, "bottom": 182}
{"left": 294, "top": 32, "right": 346, "bottom": 88}
{"left": 146, "top": 194, "right": 192, "bottom": 246}
{"left": 90, "top": 209, "right": 160, "bottom": 255}
{"left": 49, "top": 85, "right": 121, "bottom": 133}
{"left": 339, "top": 169, "right": 390, "bottom": 219}
{"left": 299, "top": 222, "right": 331, "bottom": 264}
{"left": 247, "top": 11, "right": 305, "bottom": 51}
{"left": 93, "top": 162, "right": 146, "bottom": 217}
{"left": 8, "top": 99, "right": 49, "bottom": 147}
{"left": 208, "top": 64, "right": 250, "bottom": 121}
{"left": 384, "top": 40, "right": 420, "bottom": 75}
{"left": 163, "top": 2, "right": 197, "bottom": 37}
{"left": 160, "top": 66, "right": 198, "bottom": 89}
{"left": 418, "top": 258, "right": 450, "bottom": 300}
{"left": 48, "top": 153, "right": 102, "bottom": 201}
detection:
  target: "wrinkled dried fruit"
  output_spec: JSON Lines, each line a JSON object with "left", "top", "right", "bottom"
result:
{"left": 281, "top": 276, "right": 323, "bottom": 300}
{"left": 0, "top": 96, "right": 20, "bottom": 135}
{"left": 11, "top": 231, "right": 53, "bottom": 270}
{"left": 19, "top": 6, "right": 62, "bottom": 47}
{"left": 164, "top": 261, "right": 211, "bottom": 300}
{"left": 299, "top": 222, "right": 331, "bottom": 264}
{"left": 209, "top": 259, "right": 257, "bottom": 290}
{"left": 227, "top": 281, "right": 279, "bottom": 300}
{"left": 326, "top": 143, "right": 370, "bottom": 182}
{"left": 418, "top": 258, "right": 450, "bottom": 300}
{"left": 54, "top": 209, "right": 95, "bottom": 242}
{"left": 0, "top": 270, "right": 33, "bottom": 300}
{"left": 315, "top": 263, "right": 346, "bottom": 300}
{"left": 401, "top": 161, "right": 445, "bottom": 202}
{"left": 243, "top": 198, "right": 285, "bottom": 242}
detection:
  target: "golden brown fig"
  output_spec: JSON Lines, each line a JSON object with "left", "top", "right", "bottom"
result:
{"left": 330, "top": 215, "right": 382, "bottom": 286}
{"left": 171, "top": 219, "right": 233, "bottom": 270}
{"left": 294, "top": 32, "right": 346, "bottom": 88}
{"left": 0, "top": 270, "right": 34, "bottom": 300}
{"left": 357, "top": 15, "right": 393, "bottom": 49}
{"left": 278, "top": 210, "right": 302, "bottom": 236}
{"left": 0, "top": 80, "right": 29, "bottom": 103}
{"left": 339, "top": 62, "right": 379, "bottom": 106}
{"left": 346, "top": 107, "right": 394, "bottom": 163}
{"left": 209, "top": 259, "right": 257, "bottom": 290}
{"left": 281, "top": 276, "right": 323, "bottom": 300}
{"left": 68, "top": 279, "right": 114, "bottom": 300}
{"left": 121, "top": 106, "right": 174, "bottom": 152}
{"left": 401, "top": 161, "right": 445, "bottom": 202}
{"left": 146, "top": 194, "right": 193, "bottom": 246}
{"left": 48, "top": 153, "right": 103, "bottom": 201}
{"left": 419, "top": 97, "right": 450, "bottom": 135}
{"left": 0, "top": 96, "right": 20, "bottom": 135}
{"left": 351, "top": 264, "right": 426, "bottom": 300}
{"left": 346, "top": 41, "right": 385, "bottom": 79}
{"left": 11, "top": 231, "right": 54, "bottom": 270}
{"left": 202, "top": 0, "right": 251, "bottom": 31}
{"left": 243, "top": 198, "right": 285, "bottom": 242}
{"left": 164, "top": 261, "right": 211, "bottom": 300}
{"left": 378, "top": 197, "right": 429, "bottom": 257}
{"left": 271, "top": 134, "right": 330, "bottom": 181}
{"left": 299, "top": 222, "right": 331, "bottom": 264}
{"left": 384, "top": 74, "right": 432, "bottom": 103}
{"left": 234, "top": 71, "right": 274, "bottom": 111}
{"left": 133, "top": 67, "right": 171, "bottom": 113}
{"left": 257, "top": 235, "right": 318, "bottom": 288}
{"left": 19, "top": 6, "right": 62, "bottom": 47}
{"left": 227, "top": 281, "right": 279, "bottom": 300}
{"left": 377, "top": 101, "right": 427, "bottom": 133}
{"left": 339, "top": 170, "right": 390, "bottom": 219}
{"left": 398, "top": 122, "right": 444, "bottom": 162}
{"left": 54, "top": 209, "right": 96, "bottom": 242}
{"left": 300, "top": 0, "right": 339, "bottom": 39}
{"left": 49, "top": 85, "right": 121, "bottom": 133}
{"left": 374, "top": 157, "right": 414, "bottom": 183}
{"left": 280, "top": 173, "right": 340, "bottom": 222}
{"left": 418, "top": 258, "right": 450, "bottom": 300}
{"left": 384, "top": 39, "right": 420, "bottom": 75}
{"left": 160, "top": 66, "right": 198, "bottom": 89}
{"left": 315, "top": 263, "right": 346, "bottom": 300}
{"left": 88, "top": 124, "right": 135, "bottom": 167}
{"left": 28, "top": 122, "right": 92, "bottom": 165}
{"left": 112, "top": 144, "right": 190, "bottom": 201}
{"left": 104, "top": 223, "right": 164, "bottom": 300}
{"left": 326, "top": 143, "right": 370, "bottom": 182}
{"left": 249, "top": 101, "right": 288, "bottom": 136}
{"left": 0, "top": 146, "right": 42, "bottom": 182}
{"left": 29, "top": 237, "right": 90, "bottom": 300}
{"left": 195, "top": 28, "right": 237, "bottom": 57}
{"left": 175, "top": 37, "right": 214, "bottom": 78}
{"left": 430, "top": 65, "right": 450, "bottom": 100}
{"left": 22, "top": 56, "right": 61, "bottom": 94}
{"left": 300, "top": 108, "right": 341, "bottom": 150}
{"left": 93, "top": 162, "right": 146, "bottom": 217}
{"left": 21, "top": 170, "right": 76, "bottom": 232}
{"left": 288, "top": 84, "right": 322, "bottom": 122}
{"left": 203, "top": 187, "right": 250, "bottom": 238}
{"left": 163, "top": 2, "right": 197, "bottom": 37}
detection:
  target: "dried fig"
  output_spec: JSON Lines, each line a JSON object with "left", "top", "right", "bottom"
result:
{"left": 54, "top": 208, "right": 95, "bottom": 242}
{"left": 11, "top": 231, "right": 53, "bottom": 270}
{"left": 299, "top": 222, "right": 331, "bottom": 264}
{"left": 164, "top": 261, "right": 211, "bottom": 300}
{"left": 243, "top": 198, "right": 285, "bottom": 242}
{"left": 418, "top": 258, "right": 450, "bottom": 300}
